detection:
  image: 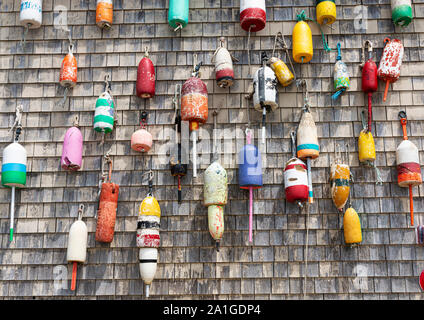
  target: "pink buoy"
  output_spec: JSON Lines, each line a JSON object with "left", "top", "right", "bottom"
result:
{"left": 131, "top": 111, "right": 153, "bottom": 153}
{"left": 61, "top": 117, "right": 83, "bottom": 171}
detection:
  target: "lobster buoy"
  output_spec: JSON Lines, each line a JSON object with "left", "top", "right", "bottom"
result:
{"left": 343, "top": 207, "right": 362, "bottom": 245}
{"left": 239, "top": 129, "right": 262, "bottom": 243}
{"left": 253, "top": 52, "right": 278, "bottom": 144}
{"left": 137, "top": 196, "right": 161, "bottom": 248}
{"left": 136, "top": 48, "right": 155, "bottom": 99}
{"left": 297, "top": 109, "right": 319, "bottom": 204}
{"left": 361, "top": 41, "right": 378, "bottom": 132}
{"left": 139, "top": 248, "right": 158, "bottom": 298}
{"left": 66, "top": 204, "right": 87, "bottom": 291}
{"left": 181, "top": 59, "right": 208, "bottom": 178}
{"left": 204, "top": 161, "right": 228, "bottom": 251}
{"left": 168, "top": 0, "right": 189, "bottom": 31}
{"left": 20, "top": 0, "right": 42, "bottom": 29}
{"left": 61, "top": 117, "right": 83, "bottom": 171}
{"left": 332, "top": 43, "right": 350, "bottom": 100}
{"left": 377, "top": 38, "right": 404, "bottom": 102}
{"left": 269, "top": 57, "right": 294, "bottom": 88}
{"left": 391, "top": 0, "right": 413, "bottom": 27}
{"left": 358, "top": 130, "right": 376, "bottom": 163}
{"left": 316, "top": 0, "right": 336, "bottom": 25}
{"left": 240, "top": 0, "right": 266, "bottom": 32}
{"left": 330, "top": 163, "right": 350, "bottom": 211}
{"left": 292, "top": 19, "right": 313, "bottom": 63}
{"left": 95, "top": 159, "right": 119, "bottom": 243}
{"left": 420, "top": 270, "right": 424, "bottom": 291}
{"left": 96, "top": 0, "right": 113, "bottom": 29}
{"left": 397, "top": 111, "right": 422, "bottom": 226}
{"left": 284, "top": 131, "right": 308, "bottom": 207}
{"left": 59, "top": 44, "right": 77, "bottom": 105}
{"left": 213, "top": 38, "right": 235, "bottom": 89}
{"left": 131, "top": 112, "right": 152, "bottom": 153}
{"left": 94, "top": 89, "right": 115, "bottom": 134}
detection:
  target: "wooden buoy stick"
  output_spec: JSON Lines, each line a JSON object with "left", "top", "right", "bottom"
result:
{"left": 71, "top": 261, "right": 78, "bottom": 291}
{"left": 249, "top": 186, "right": 253, "bottom": 243}
{"left": 9, "top": 187, "right": 15, "bottom": 242}
{"left": 383, "top": 80, "right": 390, "bottom": 102}
{"left": 409, "top": 185, "right": 414, "bottom": 226}
{"left": 307, "top": 158, "right": 313, "bottom": 203}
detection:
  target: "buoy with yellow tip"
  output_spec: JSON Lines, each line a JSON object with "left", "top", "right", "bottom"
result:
{"left": 343, "top": 206, "right": 362, "bottom": 245}
{"left": 316, "top": 0, "right": 336, "bottom": 25}
{"left": 330, "top": 145, "right": 351, "bottom": 212}
{"left": 137, "top": 170, "right": 160, "bottom": 298}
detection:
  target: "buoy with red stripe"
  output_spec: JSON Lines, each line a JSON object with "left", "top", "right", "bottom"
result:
{"left": 19, "top": 0, "right": 42, "bottom": 45}
{"left": 240, "top": 0, "right": 266, "bottom": 33}
{"left": 297, "top": 105, "right": 319, "bottom": 204}
{"left": 204, "top": 110, "right": 228, "bottom": 251}
{"left": 2, "top": 106, "right": 26, "bottom": 242}
{"left": 330, "top": 145, "right": 350, "bottom": 212}
{"left": 396, "top": 111, "right": 422, "bottom": 226}
{"left": 170, "top": 85, "right": 187, "bottom": 203}
{"left": 96, "top": 0, "right": 113, "bottom": 29}
{"left": 391, "top": 0, "right": 413, "bottom": 27}
{"left": 181, "top": 55, "right": 208, "bottom": 178}
{"left": 131, "top": 111, "right": 152, "bottom": 153}
{"left": 59, "top": 44, "right": 77, "bottom": 106}
{"left": 61, "top": 116, "right": 83, "bottom": 171}
{"left": 137, "top": 170, "right": 160, "bottom": 298}
{"left": 95, "top": 154, "right": 119, "bottom": 243}
{"left": 361, "top": 40, "right": 378, "bottom": 133}
{"left": 238, "top": 128, "right": 262, "bottom": 243}
{"left": 284, "top": 131, "right": 308, "bottom": 207}
{"left": 67, "top": 204, "right": 87, "bottom": 291}
{"left": 253, "top": 52, "right": 278, "bottom": 144}
{"left": 212, "top": 37, "right": 236, "bottom": 89}
{"left": 136, "top": 48, "right": 155, "bottom": 99}
{"left": 377, "top": 38, "right": 404, "bottom": 102}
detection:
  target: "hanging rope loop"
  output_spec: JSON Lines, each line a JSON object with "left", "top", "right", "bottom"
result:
{"left": 77, "top": 204, "right": 84, "bottom": 220}
{"left": 140, "top": 111, "right": 148, "bottom": 129}
{"left": 144, "top": 46, "right": 149, "bottom": 58}
{"left": 104, "top": 74, "right": 112, "bottom": 94}
{"left": 142, "top": 169, "right": 154, "bottom": 196}
{"left": 192, "top": 53, "right": 202, "bottom": 77}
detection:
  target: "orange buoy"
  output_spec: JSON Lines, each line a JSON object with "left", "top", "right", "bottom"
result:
{"left": 96, "top": 0, "right": 113, "bottom": 29}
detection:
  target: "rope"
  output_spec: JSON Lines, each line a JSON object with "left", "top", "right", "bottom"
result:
{"left": 304, "top": 204, "right": 310, "bottom": 299}
{"left": 272, "top": 32, "right": 297, "bottom": 80}
{"left": 247, "top": 25, "right": 253, "bottom": 70}
{"left": 296, "top": 10, "right": 331, "bottom": 53}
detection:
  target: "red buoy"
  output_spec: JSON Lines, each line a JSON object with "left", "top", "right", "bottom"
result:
{"left": 136, "top": 48, "right": 155, "bottom": 99}
{"left": 361, "top": 40, "right": 378, "bottom": 132}
{"left": 240, "top": 0, "right": 266, "bottom": 32}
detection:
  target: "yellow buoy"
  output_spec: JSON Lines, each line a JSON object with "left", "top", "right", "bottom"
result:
{"left": 269, "top": 57, "right": 294, "bottom": 87}
{"left": 292, "top": 20, "right": 313, "bottom": 63}
{"left": 358, "top": 130, "right": 376, "bottom": 163}
{"left": 139, "top": 196, "right": 161, "bottom": 218}
{"left": 343, "top": 207, "right": 362, "bottom": 244}
{"left": 316, "top": 0, "right": 336, "bottom": 25}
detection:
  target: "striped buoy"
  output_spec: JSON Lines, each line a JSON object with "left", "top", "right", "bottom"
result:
{"left": 343, "top": 207, "right": 362, "bottom": 245}
{"left": 213, "top": 38, "right": 235, "bottom": 89}
{"left": 330, "top": 163, "right": 350, "bottom": 212}
{"left": 168, "top": 0, "right": 189, "bottom": 31}
{"left": 391, "top": 0, "right": 413, "bottom": 27}
{"left": 240, "top": 0, "right": 266, "bottom": 32}
{"left": 94, "top": 90, "right": 115, "bottom": 134}
{"left": 377, "top": 38, "right": 404, "bottom": 102}
{"left": 96, "top": 0, "right": 113, "bottom": 29}
{"left": 396, "top": 111, "right": 422, "bottom": 226}
{"left": 316, "top": 0, "right": 336, "bottom": 25}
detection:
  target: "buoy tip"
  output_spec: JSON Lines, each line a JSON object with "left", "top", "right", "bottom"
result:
{"left": 145, "top": 284, "right": 150, "bottom": 298}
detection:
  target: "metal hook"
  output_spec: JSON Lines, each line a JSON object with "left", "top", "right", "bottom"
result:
{"left": 398, "top": 110, "right": 407, "bottom": 119}
{"left": 78, "top": 204, "right": 84, "bottom": 220}
{"left": 104, "top": 74, "right": 111, "bottom": 93}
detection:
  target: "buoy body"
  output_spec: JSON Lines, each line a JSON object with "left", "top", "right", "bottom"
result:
{"left": 396, "top": 140, "right": 422, "bottom": 188}
{"left": 391, "top": 0, "right": 413, "bottom": 27}
{"left": 358, "top": 130, "right": 376, "bottom": 163}
{"left": 131, "top": 129, "right": 152, "bottom": 153}
{"left": 67, "top": 219, "right": 87, "bottom": 263}
{"left": 136, "top": 56, "right": 156, "bottom": 99}
{"left": 377, "top": 38, "right": 404, "bottom": 101}
{"left": 59, "top": 52, "right": 77, "bottom": 88}
{"left": 284, "top": 158, "right": 308, "bottom": 203}
{"left": 343, "top": 207, "right": 362, "bottom": 244}
{"left": 1, "top": 142, "right": 27, "bottom": 188}
{"left": 137, "top": 196, "right": 161, "bottom": 248}
{"left": 239, "top": 0, "right": 266, "bottom": 32}
{"left": 362, "top": 59, "right": 378, "bottom": 93}
{"left": 204, "top": 161, "right": 227, "bottom": 244}
{"left": 334, "top": 60, "right": 350, "bottom": 94}
{"left": 296, "top": 112, "right": 319, "bottom": 160}
{"left": 96, "top": 0, "right": 113, "bottom": 29}
{"left": 139, "top": 247, "right": 158, "bottom": 296}
{"left": 95, "top": 182, "right": 119, "bottom": 243}
{"left": 253, "top": 65, "right": 278, "bottom": 112}
{"left": 269, "top": 57, "right": 294, "bottom": 87}
{"left": 214, "top": 47, "right": 234, "bottom": 88}
{"left": 94, "top": 91, "right": 115, "bottom": 133}
{"left": 20, "top": 0, "right": 42, "bottom": 29}
{"left": 61, "top": 126, "right": 83, "bottom": 171}
{"left": 316, "top": 0, "right": 336, "bottom": 25}
{"left": 292, "top": 21, "right": 313, "bottom": 63}
{"left": 239, "top": 144, "right": 263, "bottom": 189}
{"left": 181, "top": 77, "right": 208, "bottom": 131}
{"left": 330, "top": 163, "right": 350, "bottom": 211}
{"left": 168, "top": 0, "right": 189, "bottom": 30}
